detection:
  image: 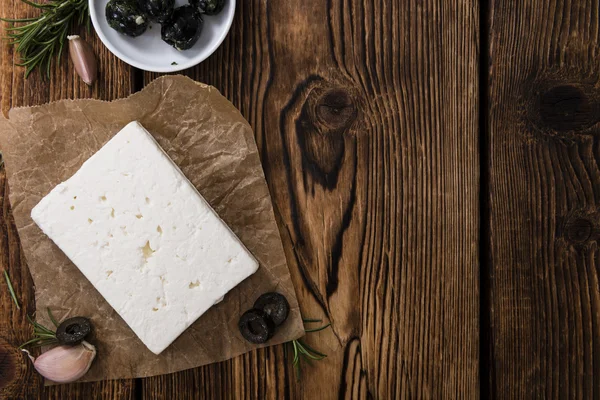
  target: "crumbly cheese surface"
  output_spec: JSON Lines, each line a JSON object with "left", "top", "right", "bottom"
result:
{"left": 31, "top": 121, "right": 259, "bottom": 354}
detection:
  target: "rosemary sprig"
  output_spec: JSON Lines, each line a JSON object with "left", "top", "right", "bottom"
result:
{"left": 1, "top": 0, "right": 89, "bottom": 78}
{"left": 305, "top": 323, "right": 330, "bottom": 333}
{"left": 301, "top": 318, "right": 322, "bottom": 323}
{"left": 47, "top": 307, "right": 59, "bottom": 328}
{"left": 20, "top": 309, "right": 59, "bottom": 348}
{"left": 3, "top": 270, "right": 20, "bottom": 310}
{"left": 289, "top": 318, "right": 332, "bottom": 379}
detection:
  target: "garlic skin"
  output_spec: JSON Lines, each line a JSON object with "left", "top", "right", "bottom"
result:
{"left": 68, "top": 35, "right": 97, "bottom": 86}
{"left": 28, "top": 340, "right": 96, "bottom": 383}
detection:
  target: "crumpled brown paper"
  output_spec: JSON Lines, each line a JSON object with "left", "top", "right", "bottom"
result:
{"left": 0, "top": 75, "right": 303, "bottom": 382}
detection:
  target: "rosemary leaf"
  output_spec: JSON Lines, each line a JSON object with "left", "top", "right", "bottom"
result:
{"left": 305, "top": 323, "right": 331, "bottom": 333}
{"left": 297, "top": 340, "right": 326, "bottom": 358}
{"left": 22, "top": 313, "right": 57, "bottom": 349}
{"left": 47, "top": 307, "right": 59, "bottom": 328}
{"left": 302, "top": 318, "right": 322, "bottom": 323}
{"left": 1, "top": 17, "right": 38, "bottom": 22}
{"left": 35, "top": 331, "right": 56, "bottom": 337}
{"left": 299, "top": 350, "right": 325, "bottom": 362}
{"left": 27, "top": 315, "right": 56, "bottom": 336}
{"left": 34, "top": 325, "right": 56, "bottom": 336}
{"left": 296, "top": 341, "right": 326, "bottom": 361}
{"left": 292, "top": 340, "right": 299, "bottom": 365}
{"left": 3, "top": 270, "right": 20, "bottom": 310}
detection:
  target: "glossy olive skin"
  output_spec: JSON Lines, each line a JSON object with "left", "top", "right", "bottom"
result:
{"left": 190, "top": 0, "right": 225, "bottom": 15}
{"left": 56, "top": 317, "right": 92, "bottom": 345}
{"left": 238, "top": 309, "right": 275, "bottom": 344}
{"left": 106, "top": 0, "right": 148, "bottom": 37}
{"left": 253, "top": 292, "right": 290, "bottom": 327}
{"left": 161, "top": 5, "right": 203, "bottom": 50}
{"left": 137, "top": 0, "right": 174, "bottom": 23}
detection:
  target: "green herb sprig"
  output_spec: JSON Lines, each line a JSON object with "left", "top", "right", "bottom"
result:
{"left": 3, "top": 270, "right": 20, "bottom": 309}
{"left": 3, "top": 269, "right": 60, "bottom": 349}
{"left": 289, "top": 319, "right": 331, "bottom": 378}
{"left": 19, "top": 308, "right": 59, "bottom": 348}
{"left": 2, "top": 0, "right": 89, "bottom": 78}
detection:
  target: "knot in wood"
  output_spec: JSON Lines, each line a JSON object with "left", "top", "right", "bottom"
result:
{"left": 0, "top": 340, "right": 18, "bottom": 389}
{"left": 315, "top": 89, "right": 357, "bottom": 131}
{"left": 539, "top": 85, "right": 594, "bottom": 132}
{"left": 564, "top": 217, "right": 593, "bottom": 244}
{"left": 295, "top": 85, "right": 359, "bottom": 188}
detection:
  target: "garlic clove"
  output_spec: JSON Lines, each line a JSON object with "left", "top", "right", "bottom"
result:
{"left": 30, "top": 340, "right": 96, "bottom": 383}
{"left": 68, "top": 35, "right": 97, "bottom": 86}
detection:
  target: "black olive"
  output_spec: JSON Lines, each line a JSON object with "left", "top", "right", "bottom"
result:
{"left": 137, "top": 0, "right": 174, "bottom": 24}
{"left": 56, "top": 317, "right": 92, "bottom": 345}
{"left": 106, "top": 0, "right": 148, "bottom": 37}
{"left": 253, "top": 292, "right": 289, "bottom": 327}
{"left": 161, "top": 5, "right": 203, "bottom": 51}
{"left": 190, "top": 0, "right": 225, "bottom": 15}
{"left": 238, "top": 309, "right": 275, "bottom": 344}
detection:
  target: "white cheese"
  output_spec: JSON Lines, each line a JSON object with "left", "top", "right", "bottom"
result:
{"left": 31, "top": 121, "right": 259, "bottom": 354}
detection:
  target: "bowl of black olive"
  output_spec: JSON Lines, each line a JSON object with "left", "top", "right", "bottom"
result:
{"left": 90, "top": 0, "right": 233, "bottom": 72}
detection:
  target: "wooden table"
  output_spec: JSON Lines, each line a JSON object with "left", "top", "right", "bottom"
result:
{"left": 1, "top": 0, "right": 598, "bottom": 398}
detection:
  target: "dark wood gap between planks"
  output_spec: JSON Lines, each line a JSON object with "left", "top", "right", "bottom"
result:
{"left": 478, "top": 0, "right": 493, "bottom": 399}
{"left": 131, "top": 68, "right": 145, "bottom": 93}
{"left": 134, "top": 375, "right": 143, "bottom": 400}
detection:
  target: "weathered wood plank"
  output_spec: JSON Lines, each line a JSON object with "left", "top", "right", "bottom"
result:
{"left": 488, "top": 0, "right": 600, "bottom": 397}
{"left": 0, "top": 0, "right": 137, "bottom": 396}
{"left": 144, "top": 0, "right": 480, "bottom": 397}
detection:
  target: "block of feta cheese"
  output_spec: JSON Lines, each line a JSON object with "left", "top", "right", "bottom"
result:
{"left": 31, "top": 121, "right": 259, "bottom": 354}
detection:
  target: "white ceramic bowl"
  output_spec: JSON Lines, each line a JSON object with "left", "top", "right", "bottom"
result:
{"left": 90, "top": 0, "right": 235, "bottom": 72}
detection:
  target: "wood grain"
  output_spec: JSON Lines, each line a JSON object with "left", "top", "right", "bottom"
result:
{"left": 0, "top": 0, "right": 480, "bottom": 397}
{"left": 145, "top": 0, "right": 480, "bottom": 398}
{"left": 487, "top": 0, "right": 600, "bottom": 397}
{"left": 0, "top": 0, "right": 136, "bottom": 397}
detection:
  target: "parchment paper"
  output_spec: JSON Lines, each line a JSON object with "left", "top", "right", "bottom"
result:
{"left": 0, "top": 75, "right": 304, "bottom": 382}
